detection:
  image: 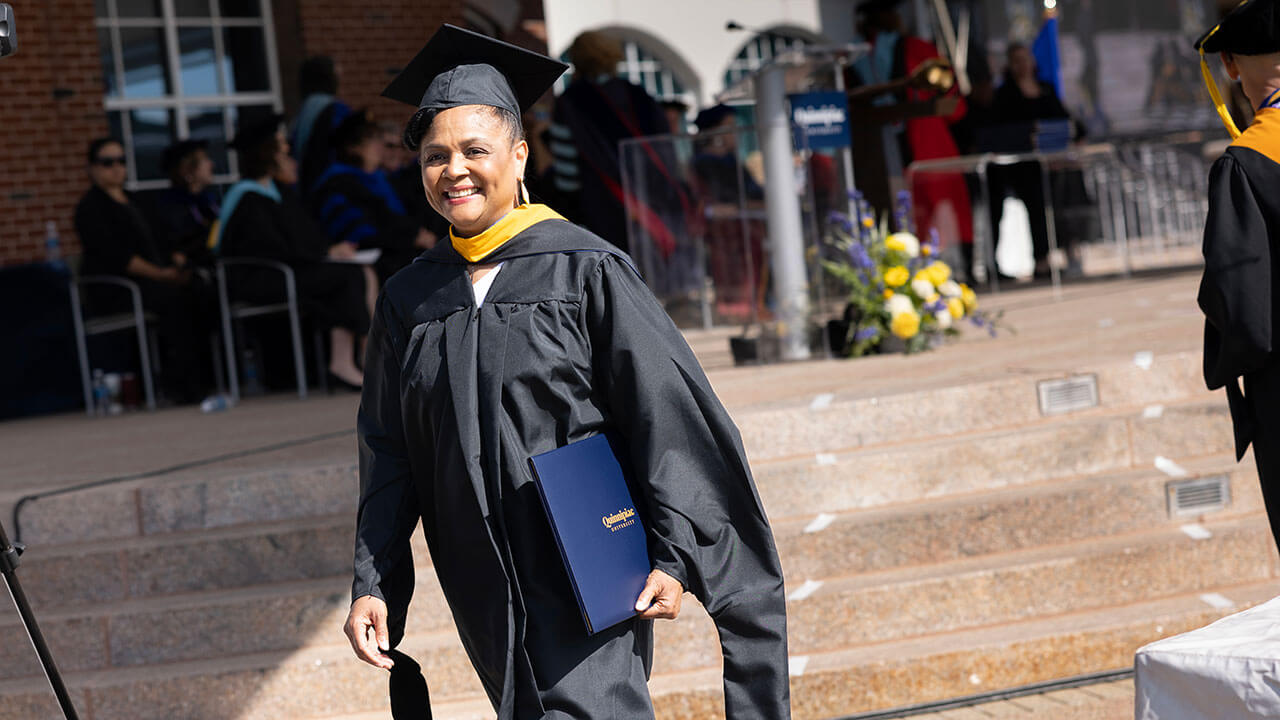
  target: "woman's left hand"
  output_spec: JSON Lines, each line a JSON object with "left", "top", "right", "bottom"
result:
{"left": 635, "top": 569, "right": 683, "bottom": 620}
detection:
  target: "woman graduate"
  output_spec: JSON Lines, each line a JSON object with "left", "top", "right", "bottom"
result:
{"left": 343, "top": 25, "right": 791, "bottom": 719}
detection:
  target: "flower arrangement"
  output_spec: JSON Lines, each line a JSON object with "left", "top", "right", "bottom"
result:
{"left": 824, "top": 190, "right": 1000, "bottom": 357}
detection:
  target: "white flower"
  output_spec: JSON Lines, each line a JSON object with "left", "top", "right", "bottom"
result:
{"left": 934, "top": 309, "right": 953, "bottom": 330}
{"left": 938, "top": 280, "right": 962, "bottom": 298}
{"left": 886, "top": 293, "right": 914, "bottom": 315}
{"left": 911, "top": 277, "right": 935, "bottom": 298}
{"left": 886, "top": 232, "right": 920, "bottom": 258}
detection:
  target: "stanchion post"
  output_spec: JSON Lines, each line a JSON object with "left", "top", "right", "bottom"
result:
{"left": 0, "top": 519, "right": 80, "bottom": 719}
{"left": 754, "top": 61, "right": 811, "bottom": 361}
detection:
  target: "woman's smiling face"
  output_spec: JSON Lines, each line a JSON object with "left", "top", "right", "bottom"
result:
{"left": 419, "top": 105, "right": 528, "bottom": 237}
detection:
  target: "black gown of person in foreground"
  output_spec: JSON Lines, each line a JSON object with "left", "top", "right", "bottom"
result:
{"left": 1199, "top": 105, "right": 1280, "bottom": 552}
{"left": 354, "top": 210, "right": 790, "bottom": 718}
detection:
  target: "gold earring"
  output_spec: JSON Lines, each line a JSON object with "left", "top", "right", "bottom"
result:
{"left": 519, "top": 178, "right": 530, "bottom": 205}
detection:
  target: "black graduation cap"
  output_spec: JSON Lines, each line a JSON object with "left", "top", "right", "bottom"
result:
{"left": 230, "top": 113, "right": 284, "bottom": 151}
{"left": 694, "top": 104, "right": 736, "bottom": 131}
{"left": 1196, "top": 0, "right": 1280, "bottom": 55}
{"left": 161, "top": 139, "right": 207, "bottom": 174}
{"left": 381, "top": 24, "right": 568, "bottom": 117}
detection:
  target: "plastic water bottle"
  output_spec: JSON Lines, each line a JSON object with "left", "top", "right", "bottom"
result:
{"left": 200, "top": 393, "right": 232, "bottom": 413}
{"left": 91, "top": 369, "right": 108, "bottom": 416}
{"left": 45, "top": 220, "right": 65, "bottom": 270}
{"left": 243, "top": 349, "right": 264, "bottom": 396}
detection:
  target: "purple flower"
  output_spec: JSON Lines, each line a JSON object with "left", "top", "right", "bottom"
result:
{"left": 848, "top": 241, "right": 874, "bottom": 269}
{"left": 828, "top": 211, "right": 853, "bottom": 233}
{"left": 854, "top": 326, "right": 879, "bottom": 342}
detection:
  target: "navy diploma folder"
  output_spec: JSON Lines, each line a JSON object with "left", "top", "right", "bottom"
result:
{"left": 528, "top": 433, "right": 651, "bottom": 635}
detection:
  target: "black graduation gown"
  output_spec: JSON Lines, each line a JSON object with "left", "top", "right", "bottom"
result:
{"left": 220, "top": 190, "right": 369, "bottom": 335}
{"left": 1198, "top": 107, "right": 1280, "bottom": 551}
{"left": 354, "top": 216, "right": 790, "bottom": 718}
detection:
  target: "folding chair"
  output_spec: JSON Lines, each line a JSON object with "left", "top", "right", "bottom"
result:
{"left": 68, "top": 275, "right": 158, "bottom": 414}
{"left": 215, "top": 257, "right": 311, "bottom": 402}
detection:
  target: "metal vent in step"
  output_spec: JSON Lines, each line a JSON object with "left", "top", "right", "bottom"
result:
{"left": 1037, "top": 375, "right": 1099, "bottom": 416}
{"left": 1167, "top": 475, "right": 1231, "bottom": 517}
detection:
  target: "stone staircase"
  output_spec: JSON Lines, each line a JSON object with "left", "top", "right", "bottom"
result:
{"left": 2, "top": 349, "right": 1275, "bottom": 720}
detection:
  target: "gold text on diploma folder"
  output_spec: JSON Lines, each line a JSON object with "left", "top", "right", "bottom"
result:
{"left": 602, "top": 508, "right": 637, "bottom": 531}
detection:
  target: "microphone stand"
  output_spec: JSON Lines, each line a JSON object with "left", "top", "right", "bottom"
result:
{"left": 0, "top": 519, "right": 80, "bottom": 719}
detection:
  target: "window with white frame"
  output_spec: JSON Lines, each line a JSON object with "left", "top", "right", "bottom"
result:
{"left": 723, "top": 32, "right": 811, "bottom": 90}
{"left": 94, "top": 0, "right": 283, "bottom": 190}
{"left": 555, "top": 39, "right": 694, "bottom": 106}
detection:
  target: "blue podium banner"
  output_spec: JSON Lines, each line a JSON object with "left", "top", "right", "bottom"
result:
{"left": 789, "top": 91, "right": 851, "bottom": 151}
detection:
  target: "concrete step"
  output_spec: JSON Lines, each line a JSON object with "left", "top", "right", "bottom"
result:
{"left": 753, "top": 397, "right": 1233, "bottom": 519}
{"left": 0, "top": 628, "right": 486, "bottom": 720}
{"left": 11, "top": 448, "right": 1254, "bottom": 620}
{"left": 655, "top": 580, "right": 1280, "bottom": 720}
{"left": 773, "top": 453, "right": 1262, "bottom": 580}
{"left": 0, "top": 574, "right": 1244, "bottom": 720}
{"left": 16, "top": 459, "right": 358, "bottom": 547}
{"left": 735, "top": 349, "right": 1206, "bottom": 462}
{"left": 9, "top": 515, "right": 358, "bottom": 612}
{"left": 782, "top": 514, "right": 1277, "bottom": 657}
{"left": 16, "top": 391, "right": 1234, "bottom": 557}
{"left": 8, "top": 507, "right": 1268, "bottom": 692}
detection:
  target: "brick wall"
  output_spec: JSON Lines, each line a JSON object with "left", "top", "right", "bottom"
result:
{"left": 0, "top": 0, "right": 550, "bottom": 267}
{"left": 292, "top": 1, "right": 466, "bottom": 134}
{"left": 0, "top": 0, "right": 108, "bottom": 267}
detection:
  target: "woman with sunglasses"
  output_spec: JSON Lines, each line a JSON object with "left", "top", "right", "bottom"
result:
{"left": 73, "top": 137, "right": 213, "bottom": 404}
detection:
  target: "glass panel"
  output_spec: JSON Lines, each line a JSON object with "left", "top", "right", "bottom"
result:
{"left": 221, "top": 27, "right": 269, "bottom": 93}
{"left": 98, "top": 28, "right": 120, "bottom": 98}
{"left": 108, "top": 111, "right": 126, "bottom": 145}
{"left": 130, "top": 108, "right": 176, "bottom": 181}
{"left": 116, "top": 0, "right": 162, "bottom": 17}
{"left": 120, "top": 27, "right": 173, "bottom": 98}
{"left": 227, "top": 104, "right": 275, "bottom": 135}
{"left": 175, "top": 0, "right": 213, "bottom": 16}
{"left": 95, "top": 0, "right": 110, "bottom": 18}
{"left": 186, "top": 106, "right": 231, "bottom": 175}
{"left": 178, "top": 27, "right": 218, "bottom": 96}
{"left": 218, "top": 0, "right": 262, "bottom": 18}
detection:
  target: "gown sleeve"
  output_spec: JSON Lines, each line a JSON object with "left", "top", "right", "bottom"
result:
{"left": 1198, "top": 153, "right": 1272, "bottom": 391}
{"left": 353, "top": 292, "right": 421, "bottom": 643}
{"left": 583, "top": 254, "right": 791, "bottom": 719}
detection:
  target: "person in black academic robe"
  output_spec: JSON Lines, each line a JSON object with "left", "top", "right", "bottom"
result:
{"left": 308, "top": 109, "right": 435, "bottom": 283}
{"left": 75, "top": 137, "right": 213, "bottom": 403}
{"left": 218, "top": 117, "right": 369, "bottom": 388}
{"left": 346, "top": 25, "right": 790, "bottom": 719}
{"left": 1195, "top": 2, "right": 1280, "bottom": 552}
{"left": 150, "top": 139, "right": 220, "bottom": 270}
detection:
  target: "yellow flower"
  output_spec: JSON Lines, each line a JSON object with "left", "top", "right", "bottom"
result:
{"left": 890, "top": 310, "right": 920, "bottom": 339}
{"left": 947, "top": 297, "right": 964, "bottom": 319}
{"left": 883, "top": 288, "right": 895, "bottom": 300}
{"left": 883, "top": 266, "right": 909, "bottom": 287}
{"left": 861, "top": 216, "right": 875, "bottom": 228}
{"left": 922, "top": 245, "right": 933, "bottom": 256}
{"left": 960, "top": 284, "right": 978, "bottom": 313}
{"left": 924, "top": 261, "right": 951, "bottom": 286}
{"left": 885, "top": 236, "right": 906, "bottom": 253}
{"left": 926, "top": 293, "right": 940, "bottom": 305}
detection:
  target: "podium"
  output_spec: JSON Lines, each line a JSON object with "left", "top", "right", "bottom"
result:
{"left": 1135, "top": 593, "right": 1280, "bottom": 719}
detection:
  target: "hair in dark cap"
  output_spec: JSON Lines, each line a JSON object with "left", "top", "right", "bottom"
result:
{"left": 300, "top": 56, "right": 338, "bottom": 96}
{"left": 87, "top": 137, "right": 123, "bottom": 164}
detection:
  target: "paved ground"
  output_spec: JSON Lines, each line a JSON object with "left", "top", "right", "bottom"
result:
{"left": 912, "top": 677, "right": 1132, "bottom": 719}
{"left": 0, "top": 269, "right": 1206, "bottom": 507}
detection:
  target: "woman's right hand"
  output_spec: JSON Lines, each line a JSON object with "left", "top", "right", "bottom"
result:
{"left": 344, "top": 595, "right": 395, "bottom": 670}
